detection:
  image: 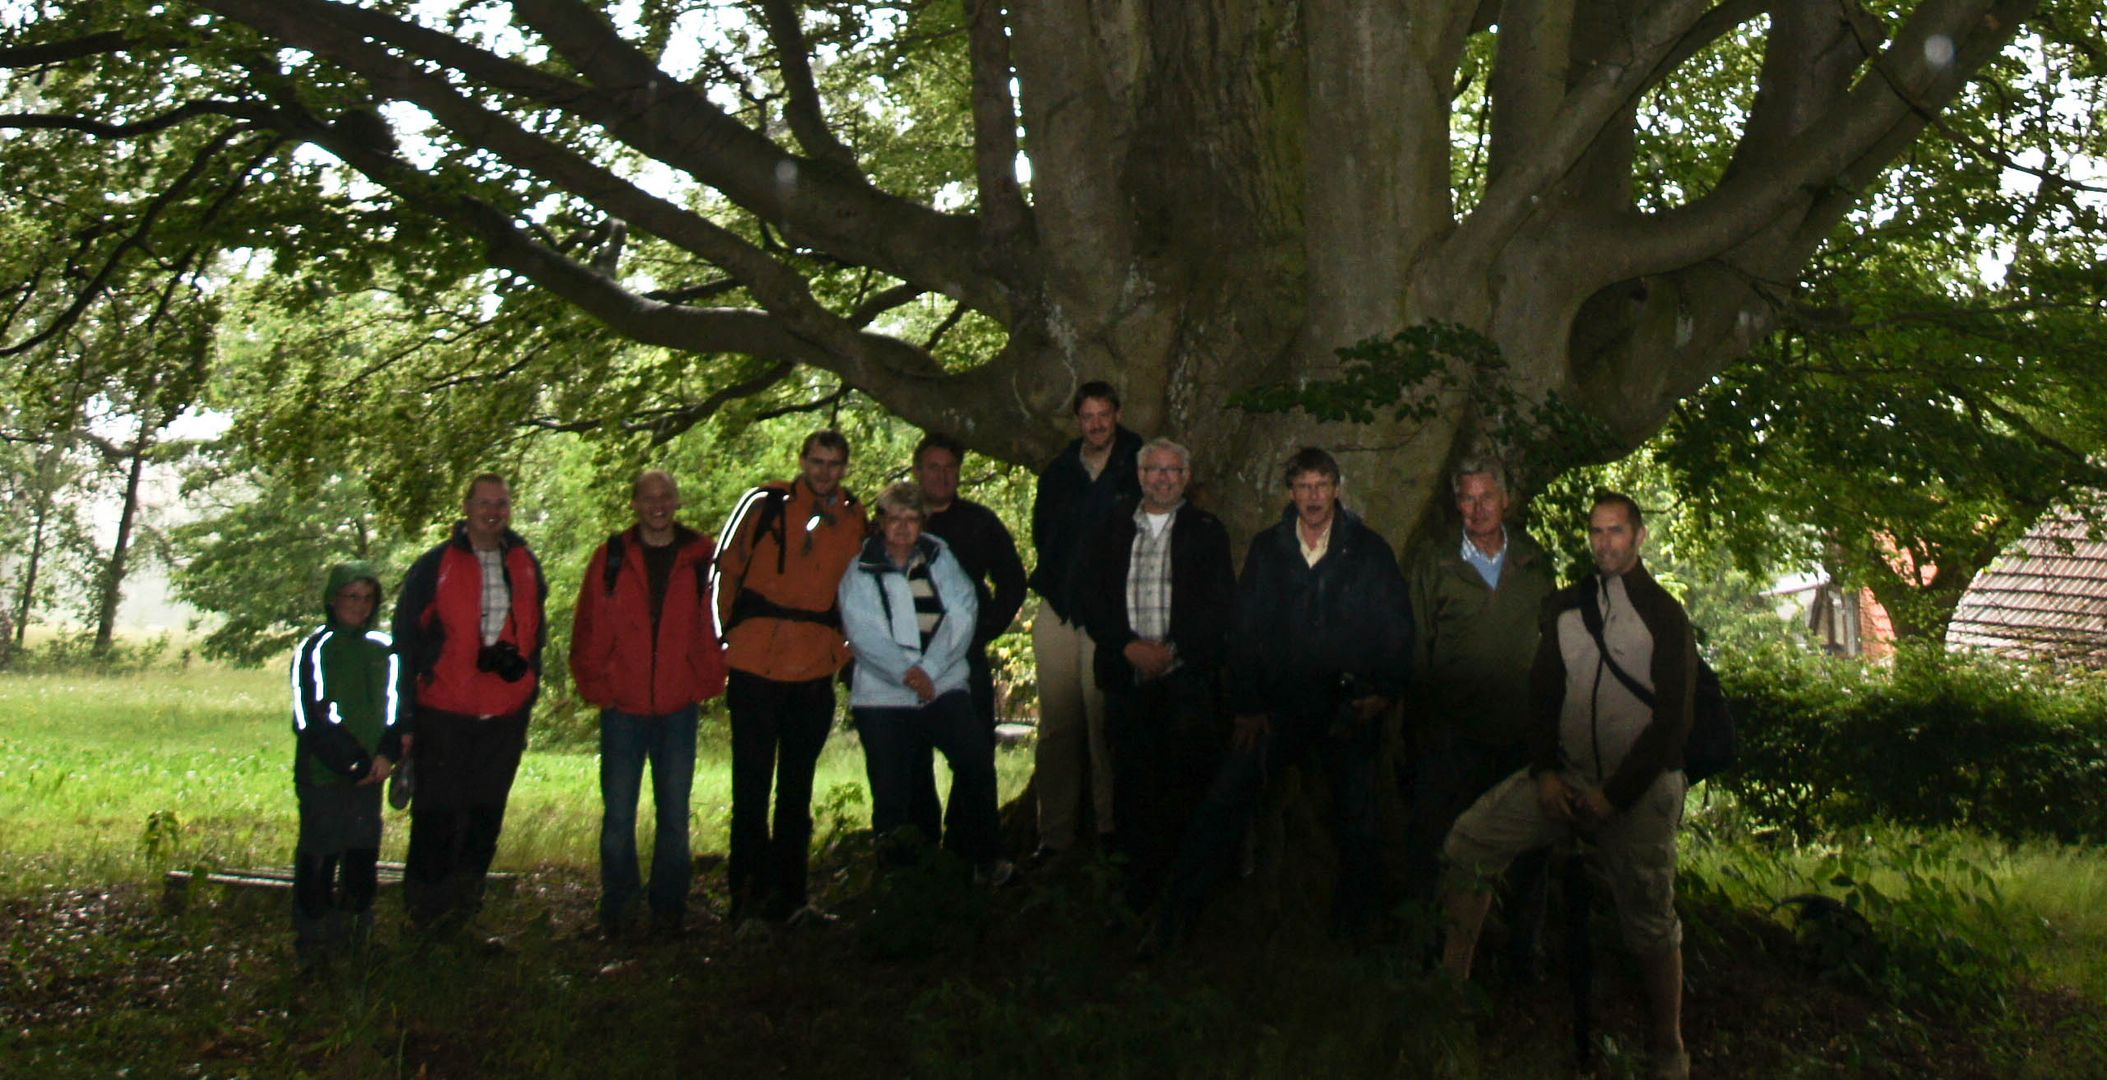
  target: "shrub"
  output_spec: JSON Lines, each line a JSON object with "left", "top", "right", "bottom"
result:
{"left": 1715, "top": 643, "right": 2107, "bottom": 842}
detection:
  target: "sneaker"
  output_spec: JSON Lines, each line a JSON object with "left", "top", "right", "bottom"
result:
{"left": 974, "top": 859, "right": 1016, "bottom": 889}
{"left": 387, "top": 760, "right": 415, "bottom": 811}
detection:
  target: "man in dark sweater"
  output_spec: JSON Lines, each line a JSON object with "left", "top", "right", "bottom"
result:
{"left": 1028, "top": 381, "right": 1144, "bottom": 855}
{"left": 1441, "top": 491, "right": 1696, "bottom": 1080}
{"left": 907, "top": 432, "right": 1027, "bottom": 850}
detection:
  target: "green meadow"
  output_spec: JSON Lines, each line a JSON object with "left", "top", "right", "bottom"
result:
{"left": 4, "top": 665, "right": 2106, "bottom": 1077}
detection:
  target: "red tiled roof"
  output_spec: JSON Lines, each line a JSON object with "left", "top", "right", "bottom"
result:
{"left": 1947, "top": 514, "right": 2107, "bottom": 665}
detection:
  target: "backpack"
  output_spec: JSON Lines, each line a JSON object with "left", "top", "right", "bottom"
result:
{"left": 1577, "top": 583, "right": 1736, "bottom": 786}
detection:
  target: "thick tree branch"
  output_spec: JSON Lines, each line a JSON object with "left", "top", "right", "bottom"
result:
{"left": 1007, "top": 2, "right": 1135, "bottom": 313}
{"left": 503, "top": 0, "right": 1009, "bottom": 314}
{"left": 209, "top": 6, "right": 972, "bottom": 402}
{"left": 754, "top": 0, "right": 860, "bottom": 172}
{"left": 847, "top": 284, "right": 924, "bottom": 328}
{"left": 1451, "top": 0, "right": 1717, "bottom": 267}
{"left": 0, "top": 127, "right": 244, "bottom": 358}
{"left": 1586, "top": 0, "right": 2030, "bottom": 282}
{"left": 0, "top": 100, "right": 271, "bottom": 139}
{"left": 526, "top": 360, "right": 795, "bottom": 444}
{"left": 964, "top": 0, "right": 1030, "bottom": 255}
{"left": 1486, "top": 0, "right": 1573, "bottom": 184}
{"left": 196, "top": 0, "right": 1012, "bottom": 320}
{"left": 0, "top": 31, "right": 135, "bottom": 67}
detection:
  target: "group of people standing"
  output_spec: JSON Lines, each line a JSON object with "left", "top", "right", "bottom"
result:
{"left": 284, "top": 379, "right": 1698, "bottom": 1077}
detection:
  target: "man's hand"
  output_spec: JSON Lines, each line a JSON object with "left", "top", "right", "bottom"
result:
{"left": 1123, "top": 640, "right": 1175, "bottom": 679}
{"left": 902, "top": 666, "right": 936, "bottom": 703}
{"left": 1572, "top": 785, "right": 1615, "bottom": 827}
{"left": 1232, "top": 713, "right": 1270, "bottom": 752}
{"left": 360, "top": 755, "right": 394, "bottom": 787}
{"left": 1535, "top": 771, "right": 1578, "bottom": 823}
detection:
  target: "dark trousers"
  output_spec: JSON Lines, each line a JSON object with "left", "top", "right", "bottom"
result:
{"left": 1105, "top": 667, "right": 1222, "bottom": 910}
{"left": 906, "top": 647, "right": 995, "bottom": 846}
{"left": 293, "top": 782, "right": 383, "bottom": 949}
{"left": 855, "top": 689, "right": 1001, "bottom": 864}
{"left": 1163, "top": 708, "right": 1383, "bottom": 938}
{"left": 403, "top": 709, "right": 529, "bottom": 928}
{"left": 1405, "top": 741, "right": 1550, "bottom": 955}
{"left": 599, "top": 705, "right": 700, "bottom": 923}
{"left": 726, "top": 670, "right": 835, "bottom": 919}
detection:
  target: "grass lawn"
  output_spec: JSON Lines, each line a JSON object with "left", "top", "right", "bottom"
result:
{"left": 4, "top": 666, "right": 2106, "bottom": 1077}
{"left": 0, "top": 666, "right": 1030, "bottom": 893}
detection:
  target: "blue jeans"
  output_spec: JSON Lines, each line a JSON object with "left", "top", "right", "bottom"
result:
{"left": 855, "top": 690, "right": 1001, "bottom": 864}
{"left": 599, "top": 705, "right": 699, "bottom": 922}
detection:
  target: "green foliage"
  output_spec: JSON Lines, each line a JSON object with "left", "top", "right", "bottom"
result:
{"left": 1533, "top": 446, "right": 1808, "bottom": 656}
{"left": 1654, "top": 14, "right": 2107, "bottom": 641}
{"left": 1230, "top": 321, "right": 1616, "bottom": 483}
{"left": 8, "top": 667, "right": 2107, "bottom": 1076}
{"left": 3, "top": 628, "right": 174, "bottom": 674}
{"left": 167, "top": 466, "right": 412, "bottom": 665}
{"left": 1715, "top": 646, "right": 2107, "bottom": 842}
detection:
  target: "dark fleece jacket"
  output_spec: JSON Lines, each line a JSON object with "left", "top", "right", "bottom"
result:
{"left": 1226, "top": 504, "right": 1413, "bottom": 721}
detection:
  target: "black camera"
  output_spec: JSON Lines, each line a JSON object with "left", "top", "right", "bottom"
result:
{"left": 477, "top": 641, "right": 531, "bottom": 682}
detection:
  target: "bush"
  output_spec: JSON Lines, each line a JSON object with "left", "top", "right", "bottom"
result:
{"left": 1715, "top": 644, "right": 2107, "bottom": 842}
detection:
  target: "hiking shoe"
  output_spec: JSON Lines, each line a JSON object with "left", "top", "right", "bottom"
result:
{"left": 387, "top": 760, "right": 415, "bottom": 811}
{"left": 974, "top": 859, "right": 1016, "bottom": 889}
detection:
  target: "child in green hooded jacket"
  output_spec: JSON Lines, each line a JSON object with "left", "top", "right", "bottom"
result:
{"left": 289, "top": 562, "right": 404, "bottom": 964}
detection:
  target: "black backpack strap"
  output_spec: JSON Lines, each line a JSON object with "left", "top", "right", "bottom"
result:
{"left": 602, "top": 532, "right": 627, "bottom": 597}
{"left": 757, "top": 488, "right": 790, "bottom": 575}
{"left": 1579, "top": 578, "right": 1656, "bottom": 708}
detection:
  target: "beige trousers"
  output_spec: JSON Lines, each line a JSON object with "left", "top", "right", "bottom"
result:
{"left": 1032, "top": 613, "right": 1114, "bottom": 849}
{"left": 1443, "top": 768, "right": 1686, "bottom": 954}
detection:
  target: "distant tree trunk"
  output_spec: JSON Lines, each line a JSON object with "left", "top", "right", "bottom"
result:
{"left": 92, "top": 420, "right": 153, "bottom": 657}
{"left": 14, "top": 452, "right": 60, "bottom": 651}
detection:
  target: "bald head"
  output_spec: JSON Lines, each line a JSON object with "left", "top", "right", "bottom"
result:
{"left": 632, "top": 469, "right": 681, "bottom": 544}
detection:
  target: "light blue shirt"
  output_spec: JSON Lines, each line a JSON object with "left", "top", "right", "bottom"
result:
{"left": 1461, "top": 529, "right": 1507, "bottom": 589}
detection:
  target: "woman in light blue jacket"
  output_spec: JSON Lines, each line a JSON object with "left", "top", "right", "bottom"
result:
{"left": 839, "top": 482, "right": 1010, "bottom": 883}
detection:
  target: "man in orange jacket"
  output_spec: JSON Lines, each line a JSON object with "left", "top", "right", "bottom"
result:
{"left": 571, "top": 469, "right": 728, "bottom": 939}
{"left": 711, "top": 431, "right": 867, "bottom": 924}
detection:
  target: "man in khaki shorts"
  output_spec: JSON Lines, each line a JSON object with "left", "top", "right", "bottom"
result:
{"left": 1439, "top": 491, "right": 1696, "bottom": 1080}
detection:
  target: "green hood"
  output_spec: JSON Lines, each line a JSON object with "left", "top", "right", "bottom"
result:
{"left": 323, "top": 561, "right": 385, "bottom": 629}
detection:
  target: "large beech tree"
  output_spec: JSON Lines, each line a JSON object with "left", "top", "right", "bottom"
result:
{"left": 0, "top": 1, "right": 2053, "bottom": 540}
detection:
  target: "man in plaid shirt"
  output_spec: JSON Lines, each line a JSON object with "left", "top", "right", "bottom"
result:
{"left": 1076, "top": 438, "right": 1236, "bottom": 910}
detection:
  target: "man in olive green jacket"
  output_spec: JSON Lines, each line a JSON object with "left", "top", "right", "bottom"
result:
{"left": 1402, "top": 461, "right": 1554, "bottom": 926}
